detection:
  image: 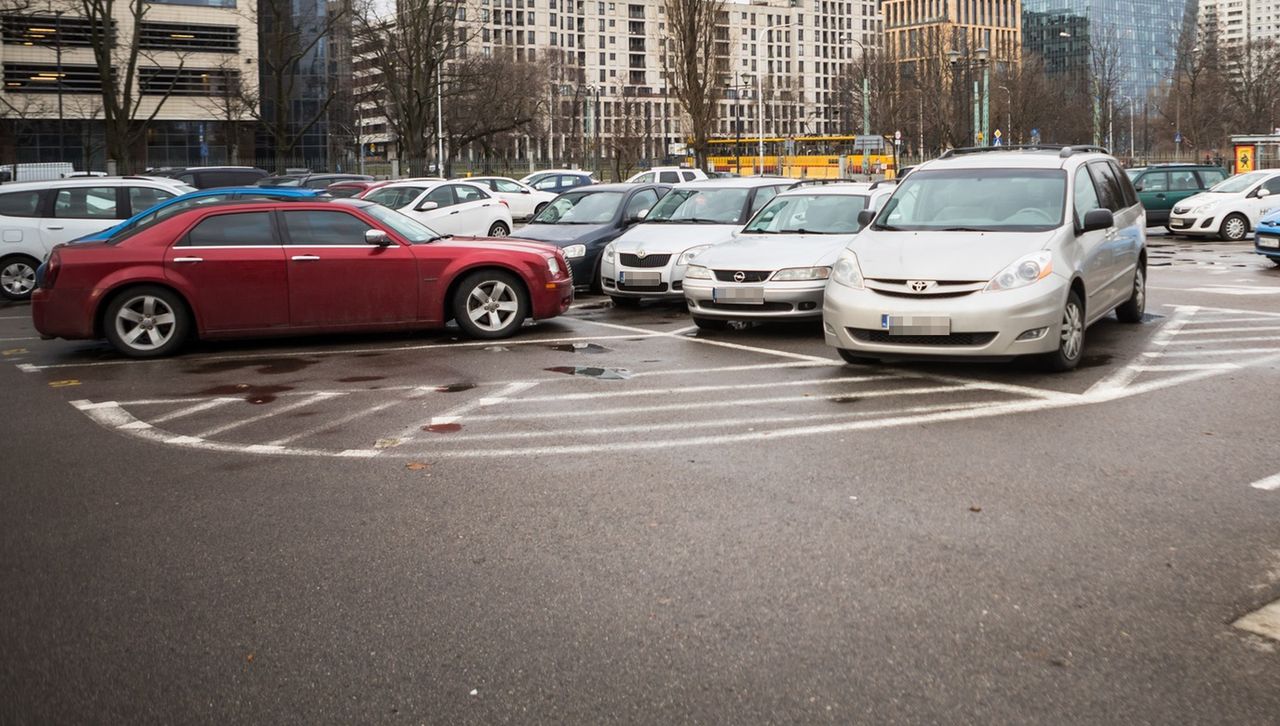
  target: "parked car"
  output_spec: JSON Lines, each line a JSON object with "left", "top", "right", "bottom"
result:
{"left": 31, "top": 199, "right": 574, "bottom": 357}
{"left": 823, "top": 145, "right": 1147, "bottom": 371}
{"left": 362, "top": 180, "right": 514, "bottom": 237}
{"left": 0, "top": 176, "right": 195, "bottom": 301}
{"left": 1167, "top": 169, "right": 1280, "bottom": 240}
{"left": 683, "top": 183, "right": 893, "bottom": 329}
{"left": 71, "top": 187, "right": 328, "bottom": 243}
{"left": 258, "top": 173, "right": 375, "bottom": 189}
{"left": 343, "top": 177, "right": 444, "bottom": 199}
{"left": 0, "top": 162, "right": 76, "bottom": 183}
{"left": 509, "top": 183, "right": 670, "bottom": 289}
{"left": 518, "top": 169, "right": 596, "bottom": 194}
{"left": 600, "top": 178, "right": 796, "bottom": 306}
{"left": 625, "top": 167, "right": 708, "bottom": 184}
{"left": 1126, "top": 163, "right": 1227, "bottom": 229}
{"left": 148, "top": 166, "right": 269, "bottom": 189}
{"left": 460, "top": 176, "right": 558, "bottom": 220}
{"left": 1251, "top": 209, "right": 1280, "bottom": 266}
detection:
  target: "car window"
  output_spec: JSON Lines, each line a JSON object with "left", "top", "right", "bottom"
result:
{"left": 1208, "top": 171, "right": 1268, "bottom": 193}
{"left": 1087, "top": 162, "right": 1124, "bottom": 212}
{"left": 178, "top": 173, "right": 196, "bottom": 185}
{"left": 453, "top": 184, "right": 488, "bottom": 203}
{"left": 202, "top": 171, "right": 253, "bottom": 188}
{"left": 183, "top": 211, "right": 276, "bottom": 247}
{"left": 493, "top": 179, "right": 524, "bottom": 193}
{"left": 0, "top": 190, "right": 42, "bottom": 217}
{"left": 1073, "top": 166, "right": 1102, "bottom": 223}
{"left": 744, "top": 193, "right": 869, "bottom": 234}
{"left": 532, "top": 191, "right": 624, "bottom": 224}
{"left": 423, "top": 185, "right": 455, "bottom": 208}
{"left": 750, "top": 185, "right": 779, "bottom": 213}
{"left": 1197, "top": 169, "right": 1227, "bottom": 186}
{"left": 531, "top": 176, "right": 560, "bottom": 191}
{"left": 304, "top": 178, "right": 334, "bottom": 189}
{"left": 54, "top": 186, "right": 119, "bottom": 219}
{"left": 360, "top": 204, "right": 440, "bottom": 243}
{"left": 326, "top": 186, "right": 363, "bottom": 198}
{"left": 1263, "top": 176, "right": 1280, "bottom": 194}
{"left": 878, "top": 168, "right": 1067, "bottom": 232}
{"left": 128, "top": 187, "right": 175, "bottom": 215}
{"left": 1111, "top": 162, "right": 1138, "bottom": 207}
{"left": 1168, "top": 170, "right": 1199, "bottom": 191}
{"left": 1138, "top": 172, "right": 1168, "bottom": 192}
{"left": 624, "top": 189, "right": 659, "bottom": 219}
{"left": 365, "top": 186, "right": 426, "bottom": 209}
{"left": 659, "top": 171, "right": 680, "bottom": 183}
{"left": 566, "top": 174, "right": 589, "bottom": 188}
{"left": 681, "top": 171, "right": 697, "bottom": 181}
{"left": 281, "top": 210, "right": 374, "bottom": 245}
{"left": 634, "top": 172, "right": 654, "bottom": 184}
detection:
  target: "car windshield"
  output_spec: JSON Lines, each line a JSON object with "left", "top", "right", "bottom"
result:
{"left": 873, "top": 168, "right": 1067, "bottom": 232}
{"left": 532, "top": 191, "right": 623, "bottom": 224}
{"left": 361, "top": 204, "right": 441, "bottom": 243}
{"left": 1208, "top": 171, "right": 1268, "bottom": 193}
{"left": 364, "top": 186, "right": 426, "bottom": 209}
{"left": 1125, "top": 169, "right": 1142, "bottom": 181}
{"left": 645, "top": 187, "right": 749, "bottom": 224}
{"left": 743, "top": 193, "right": 869, "bottom": 234}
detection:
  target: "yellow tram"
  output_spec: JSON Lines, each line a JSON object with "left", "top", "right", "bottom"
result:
{"left": 705, "top": 135, "right": 898, "bottom": 178}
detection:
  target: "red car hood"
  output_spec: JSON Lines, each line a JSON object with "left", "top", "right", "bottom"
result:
{"left": 436, "top": 236, "right": 558, "bottom": 255}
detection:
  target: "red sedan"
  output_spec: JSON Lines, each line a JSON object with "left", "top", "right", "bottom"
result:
{"left": 32, "top": 199, "right": 574, "bottom": 357}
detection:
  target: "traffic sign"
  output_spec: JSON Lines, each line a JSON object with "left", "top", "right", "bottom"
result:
{"left": 994, "top": 129, "right": 1002, "bottom": 138}
{"left": 1175, "top": 131, "right": 1183, "bottom": 144}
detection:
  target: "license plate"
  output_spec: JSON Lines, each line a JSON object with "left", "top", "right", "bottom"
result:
{"left": 1258, "top": 235, "right": 1280, "bottom": 249}
{"left": 618, "top": 270, "right": 660, "bottom": 286}
{"left": 882, "top": 314, "right": 951, "bottom": 335}
{"left": 712, "top": 286, "right": 765, "bottom": 304}
{"left": 1170, "top": 219, "right": 1190, "bottom": 229}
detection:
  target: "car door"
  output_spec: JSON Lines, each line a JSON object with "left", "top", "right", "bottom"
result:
{"left": 410, "top": 185, "right": 459, "bottom": 233}
{"left": 1072, "top": 166, "right": 1112, "bottom": 317}
{"left": 0, "top": 188, "right": 48, "bottom": 256}
{"left": 1247, "top": 175, "right": 1280, "bottom": 226}
{"left": 42, "top": 185, "right": 125, "bottom": 244}
{"left": 280, "top": 208, "right": 419, "bottom": 328}
{"left": 450, "top": 183, "right": 501, "bottom": 235}
{"left": 492, "top": 178, "right": 535, "bottom": 218}
{"left": 164, "top": 210, "right": 289, "bottom": 332}
{"left": 1134, "top": 171, "right": 1169, "bottom": 220}
{"left": 1087, "top": 161, "right": 1138, "bottom": 308}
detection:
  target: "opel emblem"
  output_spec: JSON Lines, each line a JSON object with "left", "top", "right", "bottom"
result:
{"left": 908, "top": 280, "right": 935, "bottom": 292}
{"left": 636, "top": 249, "right": 648, "bottom": 260}
{"left": 733, "top": 271, "right": 746, "bottom": 283}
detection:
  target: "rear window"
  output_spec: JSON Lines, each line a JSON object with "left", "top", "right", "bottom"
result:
{"left": 183, "top": 211, "right": 276, "bottom": 247}
{"left": 53, "top": 187, "right": 118, "bottom": 219}
{"left": 0, "top": 190, "right": 42, "bottom": 217}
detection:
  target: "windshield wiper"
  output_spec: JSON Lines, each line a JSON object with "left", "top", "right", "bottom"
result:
{"left": 872, "top": 223, "right": 903, "bottom": 231}
{"left": 937, "top": 227, "right": 990, "bottom": 232}
{"left": 424, "top": 234, "right": 454, "bottom": 243}
{"left": 683, "top": 218, "right": 729, "bottom": 224}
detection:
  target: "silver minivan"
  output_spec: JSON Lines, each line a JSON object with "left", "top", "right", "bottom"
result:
{"left": 822, "top": 146, "right": 1147, "bottom": 371}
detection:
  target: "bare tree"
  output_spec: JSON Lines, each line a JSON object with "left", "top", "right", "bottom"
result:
{"left": 442, "top": 53, "right": 543, "bottom": 176}
{"left": 608, "top": 98, "right": 653, "bottom": 181}
{"left": 662, "top": 0, "right": 726, "bottom": 167}
{"left": 1222, "top": 39, "right": 1280, "bottom": 134}
{"left": 191, "top": 57, "right": 258, "bottom": 165}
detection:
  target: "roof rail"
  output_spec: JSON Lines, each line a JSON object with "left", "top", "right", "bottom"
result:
{"left": 939, "top": 144, "right": 1110, "bottom": 159}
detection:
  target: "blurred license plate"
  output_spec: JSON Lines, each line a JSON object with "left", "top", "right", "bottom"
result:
{"left": 882, "top": 314, "right": 951, "bottom": 335}
{"left": 712, "top": 286, "right": 764, "bottom": 304}
{"left": 619, "top": 270, "right": 660, "bottom": 286}
{"left": 1259, "top": 235, "right": 1280, "bottom": 249}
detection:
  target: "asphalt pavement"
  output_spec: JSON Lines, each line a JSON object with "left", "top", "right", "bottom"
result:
{"left": 2, "top": 231, "right": 1279, "bottom": 724}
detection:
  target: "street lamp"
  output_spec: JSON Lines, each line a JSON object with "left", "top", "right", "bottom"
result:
{"left": 998, "top": 85, "right": 1011, "bottom": 144}
{"left": 749, "top": 21, "right": 799, "bottom": 175}
{"left": 1120, "top": 94, "right": 1135, "bottom": 161}
{"left": 948, "top": 46, "right": 991, "bottom": 146}
{"left": 841, "top": 34, "right": 871, "bottom": 136}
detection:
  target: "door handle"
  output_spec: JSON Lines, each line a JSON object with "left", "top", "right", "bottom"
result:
{"left": 46, "top": 225, "right": 64, "bottom": 230}
{"left": 172, "top": 256, "right": 203, "bottom": 263}
{"left": 1155, "top": 193, "right": 1166, "bottom": 199}
{"left": 449, "top": 210, "right": 461, "bottom": 215}
{"left": 291, "top": 255, "right": 320, "bottom": 261}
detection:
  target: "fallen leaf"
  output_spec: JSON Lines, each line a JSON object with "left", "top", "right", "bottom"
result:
{"left": 48, "top": 379, "right": 80, "bottom": 388}
{"left": 374, "top": 438, "right": 400, "bottom": 449}
{"left": 246, "top": 653, "right": 254, "bottom": 663}
{"left": 969, "top": 506, "right": 982, "bottom": 513}
{"left": 2, "top": 347, "right": 27, "bottom": 356}
{"left": 405, "top": 462, "right": 429, "bottom": 471}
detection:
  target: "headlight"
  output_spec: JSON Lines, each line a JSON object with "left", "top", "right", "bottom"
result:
{"left": 603, "top": 243, "right": 615, "bottom": 262}
{"left": 984, "top": 251, "right": 1053, "bottom": 292}
{"left": 830, "top": 249, "right": 864, "bottom": 289}
{"left": 684, "top": 265, "right": 713, "bottom": 280}
{"left": 562, "top": 244, "right": 586, "bottom": 259}
{"left": 676, "top": 244, "right": 712, "bottom": 265}
{"left": 771, "top": 266, "right": 831, "bottom": 281}
{"left": 546, "top": 256, "right": 561, "bottom": 276}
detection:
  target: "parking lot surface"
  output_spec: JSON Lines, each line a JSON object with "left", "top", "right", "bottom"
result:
{"left": 3, "top": 232, "right": 1279, "bottom": 723}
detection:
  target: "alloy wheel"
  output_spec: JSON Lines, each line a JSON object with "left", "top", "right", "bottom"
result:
{"left": 1060, "top": 300, "right": 1083, "bottom": 361}
{"left": 1133, "top": 268, "right": 1146, "bottom": 313}
{"left": 114, "top": 294, "right": 177, "bottom": 351}
{"left": 465, "top": 279, "right": 519, "bottom": 332}
{"left": 488, "top": 222, "right": 509, "bottom": 237}
{"left": 1224, "top": 216, "right": 1247, "bottom": 241}
{"left": 1, "top": 260, "right": 36, "bottom": 297}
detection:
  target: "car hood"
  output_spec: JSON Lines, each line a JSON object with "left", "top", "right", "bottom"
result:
{"left": 849, "top": 230, "right": 1056, "bottom": 280}
{"left": 694, "top": 233, "right": 856, "bottom": 270}
{"left": 612, "top": 222, "right": 740, "bottom": 253}
{"left": 433, "top": 236, "right": 558, "bottom": 255}
{"left": 1177, "top": 191, "right": 1235, "bottom": 209}
{"left": 511, "top": 223, "right": 611, "bottom": 246}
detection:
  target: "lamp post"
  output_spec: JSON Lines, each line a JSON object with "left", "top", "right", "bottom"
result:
{"left": 1121, "top": 94, "right": 1135, "bottom": 161}
{"left": 436, "top": 64, "right": 444, "bottom": 174}
{"left": 841, "top": 34, "right": 871, "bottom": 136}
{"left": 998, "top": 84, "right": 1011, "bottom": 143}
{"left": 947, "top": 46, "right": 990, "bottom": 146}
{"left": 750, "top": 21, "right": 799, "bottom": 175}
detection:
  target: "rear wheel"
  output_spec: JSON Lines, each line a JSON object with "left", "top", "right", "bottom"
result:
{"left": 0, "top": 254, "right": 39, "bottom": 301}
{"left": 534, "top": 202, "right": 549, "bottom": 218}
{"left": 487, "top": 221, "right": 510, "bottom": 237}
{"left": 1114, "top": 264, "right": 1146, "bottom": 323}
{"left": 610, "top": 295, "right": 640, "bottom": 308}
{"left": 103, "top": 286, "right": 191, "bottom": 358}
{"left": 692, "top": 316, "right": 729, "bottom": 331}
{"left": 452, "top": 270, "right": 528, "bottom": 339}
{"left": 1041, "top": 290, "right": 1085, "bottom": 372}
{"left": 1220, "top": 213, "right": 1249, "bottom": 241}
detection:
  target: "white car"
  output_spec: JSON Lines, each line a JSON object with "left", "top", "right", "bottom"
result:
{"left": 625, "top": 167, "right": 709, "bottom": 184}
{"left": 460, "top": 176, "right": 557, "bottom": 221}
{"left": 362, "top": 180, "right": 514, "bottom": 237}
{"left": 0, "top": 176, "right": 194, "bottom": 300}
{"left": 1168, "top": 170, "right": 1280, "bottom": 240}
{"left": 683, "top": 183, "right": 894, "bottom": 328}
{"left": 600, "top": 178, "right": 796, "bottom": 305}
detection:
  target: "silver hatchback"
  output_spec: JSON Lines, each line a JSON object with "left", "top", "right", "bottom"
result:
{"left": 822, "top": 146, "right": 1147, "bottom": 371}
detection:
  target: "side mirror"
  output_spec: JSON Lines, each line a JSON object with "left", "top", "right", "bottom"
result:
{"left": 627, "top": 207, "right": 649, "bottom": 223}
{"left": 416, "top": 201, "right": 439, "bottom": 211}
{"left": 365, "top": 229, "right": 391, "bottom": 246}
{"left": 857, "top": 209, "right": 877, "bottom": 227}
{"left": 1133, "top": 184, "right": 1144, "bottom": 192}
{"left": 1258, "top": 188, "right": 1272, "bottom": 199}
{"left": 1080, "top": 208, "right": 1114, "bottom": 233}
{"left": 520, "top": 189, "right": 531, "bottom": 194}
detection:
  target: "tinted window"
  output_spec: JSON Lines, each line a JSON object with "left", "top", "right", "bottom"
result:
{"left": 178, "top": 173, "right": 196, "bottom": 185}
{"left": 1112, "top": 162, "right": 1138, "bottom": 207}
{"left": 1198, "top": 169, "right": 1227, "bottom": 186}
{"left": 750, "top": 185, "right": 779, "bottom": 212}
{"left": 1073, "top": 167, "right": 1102, "bottom": 222}
{"left": 423, "top": 186, "right": 454, "bottom": 208}
{"left": 0, "top": 190, "right": 42, "bottom": 217}
{"left": 658, "top": 171, "right": 679, "bottom": 183}
{"left": 1169, "top": 170, "right": 1199, "bottom": 191}
{"left": 453, "top": 184, "right": 488, "bottom": 203}
{"left": 282, "top": 210, "right": 374, "bottom": 246}
{"left": 624, "top": 189, "right": 659, "bottom": 219}
{"left": 1087, "top": 163, "right": 1124, "bottom": 212}
{"left": 1264, "top": 176, "right": 1280, "bottom": 194}
{"left": 202, "top": 171, "right": 260, "bottom": 188}
{"left": 365, "top": 186, "right": 425, "bottom": 209}
{"left": 326, "top": 186, "right": 363, "bottom": 198}
{"left": 493, "top": 179, "right": 524, "bottom": 193}
{"left": 184, "top": 211, "right": 275, "bottom": 246}
{"left": 1138, "top": 172, "right": 1168, "bottom": 192}
{"left": 128, "top": 186, "right": 175, "bottom": 214}
{"left": 54, "top": 187, "right": 119, "bottom": 219}
{"left": 681, "top": 171, "right": 697, "bottom": 181}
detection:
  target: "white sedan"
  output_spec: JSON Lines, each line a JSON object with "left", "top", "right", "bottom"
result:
{"left": 460, "top": 176, "right": 558, "bottom": 221}
{"left": 362, "top": 180, "right": 514, "bottom": 237}
{"left": 1168, "top": 170, "right": 1280, "bottom": 240}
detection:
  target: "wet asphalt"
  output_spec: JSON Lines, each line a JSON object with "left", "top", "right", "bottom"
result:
{"left": 2, "top": 232, "right": 1279, "bottom": 724}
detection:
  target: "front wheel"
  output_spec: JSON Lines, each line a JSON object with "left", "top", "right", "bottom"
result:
{"left": 452, "top": 270, "right": 528, "bottom": 339}
{"left": 0, "top": 254, "right": 39, "bottom": 301}
{"left": 1220, "top": 213, "right": 1249, "bottom": 242}
{"left": 1114, "top": 265, "right": 1146, "bottom": 323}
{"left": 1041, "top": 290, "right": 1085, "bottom": 372}
{"left": 487, "top": 221, "right": 510, "bottom": 237}
{"left": 103, "top": 286, "right": 191, "bottom": 358}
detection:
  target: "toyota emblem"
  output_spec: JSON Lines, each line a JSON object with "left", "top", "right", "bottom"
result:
{"left": 908, "top": 280, "right": 934, "bottom": 292}
{"left": 733, "top": 271, "right": 746, "bottom": 283}
{"left": 636, "top": 249, "right": 648, "bottom": 260}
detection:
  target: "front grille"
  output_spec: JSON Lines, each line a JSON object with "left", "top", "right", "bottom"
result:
{"left": 870, "top": 288, "right": 977, "bottom": 299}
{"left": 699, "top": 301, "right": 794, "bottom": 312}
{"left": 712, "top": 269, "right": 772, "bottom": 282}
{"left": 617, "top": 281, "right": 669, "bottom": 292}
{"left": 850, "top": 329, "right": 997, "bottom": 346}
{"left": 619, "top": 253, "right": 671, "bottom": 267}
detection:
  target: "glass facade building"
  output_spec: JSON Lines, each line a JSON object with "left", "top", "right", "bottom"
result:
{"left": 1022, "top": 0, "right": 1198, "bottom": 100}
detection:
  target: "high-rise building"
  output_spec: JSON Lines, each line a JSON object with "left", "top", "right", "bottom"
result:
{"left": 1197, "top": 0, "right": 1280, "bottom": 48}
{"left": 882, "top": 0, "right": 1022, "bottom": 65}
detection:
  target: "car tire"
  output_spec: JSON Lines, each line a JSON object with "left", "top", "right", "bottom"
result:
{"left": 1220, "top": 213, "right": 1249, "bottom": 241}
{"left": 452, "top": 269, "right": 528, "bottom": 339}
{"left": 103, "top": 285, "right": 191, "bottom": 358}
{"left": 836, "top": 349, "right": 880, "bottom": 365}
{"left": 534, "top": 202, "right": 548, "bottom": 217}
{"left": 1271, "top": 257, "right": 1280, "bottom": 267}
{"left": 610, "top": 295, "right": 640, "bottom": 308}
{"left": 692, "top": 316, "right": 729, "bottom": 330}
{"left": 487, "top": 221, "right": 510, "bottom": 237}
{"left": 0, "top": 254, "right": 40, "bottom": 301}
{"left": 1114, "top": 264, "right": 1146, "bottom": 323}
{"left": 1041, "top": 290, "right": 1086, "bottom": 372}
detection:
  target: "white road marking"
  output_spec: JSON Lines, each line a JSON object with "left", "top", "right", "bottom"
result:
{"left": 0, "top": 314, "right": 29, "bottom": 320}
{"left": 395, "top": 380, "right": 540, "bottom": 441}
{"left": 1185, "top": 286, "right": 1280, "bottom": 296}
{"left": 572, "top": 317, "right": 832, "bottom": 363}
{"left": 1167, "top": 336, "right": 1280, "bottom": 346}
{"left": 16, "top": 363, "right": 37, "bottom": 373}
{"left": 1131, "top": 363, "right": 1239, "bottom": 372}
{"left": 195, "top": 392, "right": 343, "bottom": 438}
{"left": 266, "top": 398, "right": 406, "bottom": 446}
{"left": 1177, "top": 304, "right": 1280, "bottom": 319}
{"left": 1088, "top": 306, "right": 1198, "bottom": 395}
{"left": 151, "top": 397, "right": 239, "bottom": 423}
{"left": 630, "top": 361, "right": 838, "bottom": 378}
{"left": 1177, "top": 325, "right": 1280, "bottom": 335}
{"left": 1152, "top": 347, "right": 1280, "bottom": 358}
{"left": 0, "top": 336, "right": 37, "bottom": 341}
{"left": 1233, "top": 599, "right": 1280, "bottom": 642}
{"left": 507, "top": 375, "right": 886, "bottom": 403}
{"left": 1250, "top": 473, "right": 1280, "bottom": 491}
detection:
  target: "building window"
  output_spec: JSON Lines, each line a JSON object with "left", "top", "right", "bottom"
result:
{"left": 139, "top": 21, "right": 238, "bottom": 52}
{"left": 139, "top": 68, "right": 240, "bottom": 97}
{"left": 145, "top": 0, "right": 237, "bottom": 6}
{"left": 3, "top": 63, "right": 104, "bottom": 93}
{"left": 1, "top": 14, "right": 108, "bottom": 47}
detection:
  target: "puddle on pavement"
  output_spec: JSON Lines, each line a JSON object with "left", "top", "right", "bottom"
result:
{"left": 187, "top": 357, "right": 318, "bottom": 375}
{"left": 484, "top": 346, "right": 510, "bottom": 352}
{"left": 423, "top": 422, "right": 464, "bottom": 434}
{"left": 1077, "top": 354, "right": 1113, "bottom": 368}
{"left": 196, "top": 383, "right": 294, "bottom": 404}
{"left": 436, "top": 382, "right": 475, "bottom": 392}
{"left": 337, "top": 375, "right": 384, "bottom": 383}
{"left": 545, "top": 366, "right": 633, "bottom": 380}
{"left": 830, "top": 395, "right": 862, "bottom": 404}
{"left": 549, "top": 342, "right": 612, "bottom": 354}
{"left": 1141, "top": 312, "right": 1165, "bottom": 322}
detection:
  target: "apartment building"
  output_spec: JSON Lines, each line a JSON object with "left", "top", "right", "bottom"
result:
{"left": 882, "top": 0, "right": 1021, "bottom": 65}
{"left": 355, "top": 0, "right": 883, "bottom": 167}
{"left": 0, "top": 0, "right": 258, "bottom": 168}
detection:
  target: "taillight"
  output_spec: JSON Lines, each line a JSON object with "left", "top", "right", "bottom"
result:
{"left": 499, "top": 200, "right": 509, "bottom": 207}
{"left": 41, "top": 251, "right": 60, "bottom": 289}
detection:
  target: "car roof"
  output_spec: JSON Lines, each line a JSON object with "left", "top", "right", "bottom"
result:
{"left": 372, "top": 179, "right": 471, "bottom": 190}
{"left": 526, "top": 169, "right": 592, "bottom": 176}
{"left": 671, "top": 177, "right": 794, "bottom": 189}
{"left": 0, "top": 176, "right": 189, "bottom": 192}
{"left": 776, "top": 182, "right": 873, "bottom": 196}
{"left": 554, "top": 182, "right": 658, "bottom": 193}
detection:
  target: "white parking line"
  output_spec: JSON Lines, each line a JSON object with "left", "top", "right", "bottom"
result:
{"left": 267, "top": 398, "right": 408, "bottom": 446}
{"left": 507, "top": 375, "right": 886, "bottom": 403}
{"left": 1151, "top": 347, "right": 1280, "bottom": 358}
{"left": 630, "top": 361, "right": 839, "bottom": 378}
{"left": 1167, "top": 336, "right": 1280, "bottom": 346}
{"left": 0, "top": 314, "right": 29, "bottom": 320}
{"left": 0, "top": 336, "right": 37, "bottom": 341}
{"left": 152, "top": 397, "right": 239, "bottom": 423}
{"left": 1178, "top": 325, "right": 1280, "bottom": 335}
{"left": 573, "top": 317, "right": 833, "bottom": 363}
{"left": 195, "top": 392, "right": 343, "bottom": 438}
{"left": 1250, "top": 473, "right": 1280, "bottom": 491}
{"left": 1089, "top": 306, "right": 1197, "bottom": 395}
{"left": 398, "top": 380, "right": 539, "bottom": 440}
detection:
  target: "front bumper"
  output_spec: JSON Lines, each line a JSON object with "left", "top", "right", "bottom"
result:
{"left": 1255, "top": 226, "right": 1280, "bottom": 259}
{"left": 822, "top": 276, "right": 1069, "bottom": 359}
{"left": 1167, "top": 211, "right": 1219, "bottom": 235}
{"left": 684, "top": 279, "right": 825, "bottom": 319}
{"left": 600, "top": 256, "right": 689, "bottom": 300}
